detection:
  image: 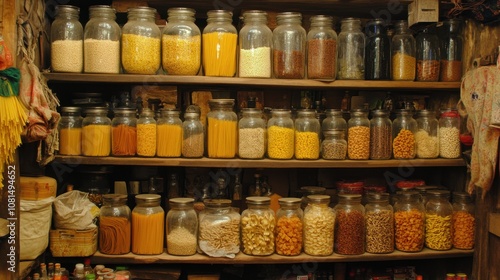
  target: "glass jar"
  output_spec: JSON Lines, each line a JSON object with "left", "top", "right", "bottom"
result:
{"left": 136, "top": 109, "right": 157, "bottom": 157}
{"left": 303, "top": 195, "right": 335, "bottom": 256}
{"left": 238, "top": 108, "right": 266, "bottom": 159}
{"left": 391, "top": 20, "right": 416, "bottom": 81}
{"left": 156, "top": 109, "right": 182, "bottom": 157}
{"left": 273, "top": 12, "right": 306, "bottom": 79}
{"left": 415, "top": 185, "right": 439, "bottom": 206}
{"left": 111, "top": 108, "right": 137, "bottom": 156}
{"left": 392, "top": 109, "right": 417, "bottom": 159}
{"left": 99, "top": 194, "right": 131, "bottom": 255}
{"left": 121, "top": 6, "right": 161, "bottom": 74}
{"left": 452, "top": 192, "right": 475, "bottom": 249}
{"left": 415, "top": 110, "right": 439, "bottom": 159}
{"left": 82, "top": 107, "right": 111, "bottom": 156}
{"left": 370, "top": 109, "right": 392, "bottom": 160}
{"left": 275, "top": 197, "right": 303, "bottom": 256}
{"left": 84, "top": 5, "right": 121, "bottom": 73}
{"left": 321, "top": 130, "right": 347, "bottom": 160}
{"left": 337, "top": 18, "right": 365, "bottom": 80}
{"left": 202, "top": 10, "right": 237, "bottom": 77}
{"left": 439, "top": 108, "right": 461, "bottom": 158}
{"left": 162, "top": 7, "right": 201, "bottom": 75}
{"left": 322, "top": 109, "right": 347, "bottom": 137}
{"left": 131, "top": 194, "right": 164, "bottom": 255}
{"left": 299, "top": 186, "right": 326, "bottom": 210}
{"left": 295, "top": 109, "right": 320, "bottom": 159}
{"left": 166, "top": 197, "right": 198, "bottom": 256}
{"left": 425, "top": 190, "right": 453, "bottom": 250}
{"left": 416, "top": 27, "right": 440, "bottom": 81}
{"left": 365, "top": 193, "right": 394, "bottom": 254}
{"left": 364, "top": 18, "right": 390, "bottom": 80}
{"left": 347, "top": 109, "right": 370, "bottom": 160}
{"left": 440, "top": 19, "right": 463, "bottom": 82}
{"left": 182, "top": 112, "right": 204, "bottom": 158}
{"left": 239, "top": 10, "right": 272, "bottom": 78}
{"left": 307, "top": 15, "right": 337, "bottom": 80}
{"left": 394, "top": 191, "right": 425, "bottom": 252}
{"left": 241, "top": 197, "right": 276, "bottom": 255}
{"left": 58, "top": 107, "right": 83, "bottom": 156}
{"left": 207, "top": 99, "right": 238, "bottom": 158}
{"left": 267, "top": 109, "right": 294, "bottom": 159}
{"left": 334, "top": 194, "right": 365, "bottom": 255}
{"left": 51, "top": 5, "right": 83, "bottom": 73}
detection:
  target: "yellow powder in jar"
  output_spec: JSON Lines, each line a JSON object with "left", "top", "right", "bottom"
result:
{"left": 59, "top": 128, "right": 82, "bottom": 155}
{"left": 82, "top": 125, "right": 111, "bottom": 156}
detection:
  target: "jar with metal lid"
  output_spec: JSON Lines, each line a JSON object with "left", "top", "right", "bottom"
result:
{"left": 136, "top": 109, "right": 156, "bottom": 157}
{"left": 207, "top": 99, "right": 238, "bottom": 158}
{"left": 273, "top": 12, "right": 306, "bottom": 79}
{"left": 451, "top": 192, "right": 475, "bottom": 250}
{"left": 307, "top": 15, "right": 337, "bottom": 80}
{"left": 370, "top": 109, "right": 392, "bottom": 160}
{"left": 392, "top": 109, "right": 417, "bottom": 159}
{"left": 414, "top": 109, "right": 439, "bottom": 159}
{"left": 439, "top": 19, "right": 463, "bottom": 82}
{"left": 439, "top": 108, "right": 461, "bottom": 158}
{"left": 51, "top": 5, "right": 83, "bottom": 73}
{"left": 334, "top": 194, "right": 365, "bottom": 255}
{"left": 337, "top": 18, "right": 365, "bottom": 80}
{"left": 336, "top": 180, "right": 364, "bottom": 196}
{"left": 99, "top": 194, "right": 131, "bottom": 255}
{"left": 82, "top": 107, "right": 111, "bottom": 156}
{"left": 391, "top": 20, "right": 416, "bottom": 81}
{"left": 121, "top": 6, "right": 161, "bottom": 74}
{"left": 59, "top": 107, "right": 83, "bottom": 156}
{"left": 275, "top": 197, "right": 303, "bottom": 256}
{"left": 202, "top": 10, "right": 237, "bottom": 77}
{"left": 111, "top": 108, "right": 137, "bottom": 156}
{"left": 299, "top": 186, "right": 326, "bottom": 210}
{"left": 322, "top": 129, "right": 347, "bottom": 160}
{"left": 162, "top": 7, "right": 201, "bottom": 75}
{"left": 238, "top": 108, "right": 266, "bottom": 159}
{"left": 303, "top": 195, "right": 335, "bottom": 256}
{"left": 322, "top": 109, "right": 347, "bottom": 137}
{"left": 347, "top": 109, "right": 370, "bottom": 160}
{"left": 295, "top": 109, "right": 320, "bottom": 159}
{"left": 131, "top": 194, "right": 164, "bottom": 255}
{"left": 166, "top": 197, "right": 198, "bottom": 256}
{"left": 415, "top": 185, "right": 439, "bottom": 206}
{"left": 267, "top": 109, "right": 294, "bottom": 159}
{"left": 239, "top": 10, "right": 272, "bottom": 78}
{"left": 425, "top": 190, "right": 453, "bottom": 250}
{"left": 84, "top": 5, "right": 121, "bottom": 73}
{"left": 364, "top": 18, "right": 390, "bottom": 80}
{"left": 156, "top": 109, "right": 182, "bottom": 157}
{"left": 394, "top": 191, "right": 425, "bottom": 252}
{"left": 241, "top": 197, "right": 276, "bottom": 255}
{"left": 416, "top": 27, "right": 440, "bottom": 81}
{"left": 182, "top": 112, "right": 204, "bottom": 158}
{"left": 365, "top": 193, "right": 394, "bottom": 254}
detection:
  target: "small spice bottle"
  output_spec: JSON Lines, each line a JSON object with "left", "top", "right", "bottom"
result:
{"left": 241, "top": 197, "right": 276, "bottom": 255}
{"left": 295, "top": 109, "right": 320, "bottom": 159}
{"left": 334, "top": 194, "right": 365, "bottom": 255}
{"left": 321, "top": 130, "right": 347, "bottom": 160}
{"left": 239, "top": 10, "right": 272, "bottom": 78}
{"left": 275, "top": 197, "right": 303, "bottom": 256}
{"left": 322, "top": 109, "right": 347, "bottom": 137}
{"left": 451, "top": 192, "right": 475, "bottom": 250}
{"left": 207, "top": 99, "right": 238, "bottom": 158}
{"left": 337, "top": 18, "right": 365, "bottom": 80}
{"left": 439, "top": 108, "right": 461, "bottom": 158}
{"left": 394, "top": 191, "right": 425, "bottom": 252}
{"left": 415, "top": 110, "right": 439, "bottom": 159}
{"left": 370, "top": 109, "right": 392, "bottom": 160}
{"left": 131, "top": 194, "right": 164, "bottom": 255}
{"left": 51, "top": 5, "right": 83, "bottom": 73}
{"left": 391, "top": 20, "right": 416, "bottom": 81}
{"left": 347, "top": 109, "right": 370, "bottom": 160}
{"left": 392, "top": 109, "right": 417, "bottom": 159}
{"left": 303, "top": 195, "right": 335, "bottom": 256}
{"left": 136, "top": 108, "right": 157, "bottom": 157}
{"left": 365, "top": 193, "right": 394, "bottom": 254}
{"left": 99, "top": 194, "right": 131, "bottom": 255}
{"left": 58, "top": 107, "right": 83, "bottom": 156}
{"left": 156, "top": 109, "right": 182, "bottom": 157}
{"left": 364, "top": 18, "right": 390, "bottom": 80}
{"left": 238, "top": 108, "right": 266, "bottom": 159}
{"left": 82, "top": 107, "right": 111, "bottom": 156}
{"left": 307, "top": 15, "right": 337, "bottom": 80}
{"left": 416, "top": 27, "right": 440, "bottom": 81}
{"left": 273, "top": 12, "right": 306, "bottom": 79}
{"left": 440, "top": 19, "right": 463, "bottom": 82}
{"left": 182, "top": 112, "right": 204, "bottom": 158}
{"left": 425, "top": 190, "right": 453, "bottom": 250}
{"left": 166, "top": 198, "right": 198, "bottom": 256}
{"left": 267, "top": 109, "right": 294, "bottom": 159}
{"left": 111, "top": 108, "right": 137, "bottom": 156}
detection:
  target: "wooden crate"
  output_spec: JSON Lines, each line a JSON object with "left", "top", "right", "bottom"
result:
{"left": 408, "top": 0, "right": 438, "bottom": 27}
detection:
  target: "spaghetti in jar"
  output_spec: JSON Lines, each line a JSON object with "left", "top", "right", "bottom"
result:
{"left": 131, "top": 194, "right": 164, "bottom": 255}
{"left": 99, "top": 194, "right": 131, "bottom": 254}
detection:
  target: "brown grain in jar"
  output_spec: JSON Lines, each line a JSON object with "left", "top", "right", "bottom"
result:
{"left": 334, "top": 194, "right": 365, "bottom": 255}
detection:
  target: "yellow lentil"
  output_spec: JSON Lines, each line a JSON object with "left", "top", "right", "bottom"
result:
{"left": 137, "top": 123, "right": 157, "bottom": 156}
{"left": 267, "top": 126, "right": 294, "bottom": 159}
{"left": 295, "top": 131, "right": 319, "bottom": 159}
{"left": 161, "top": 34, "right": 201, "bottom": 75}
{"left": 121, "top": 34, "right": 161, "bottom": 74}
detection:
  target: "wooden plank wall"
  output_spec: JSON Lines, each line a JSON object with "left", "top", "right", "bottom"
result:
{"left": 463, "top": 20, "right": 500, "bottom": 73}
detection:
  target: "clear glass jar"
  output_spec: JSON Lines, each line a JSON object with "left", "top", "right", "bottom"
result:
{"left": 202, "top": 10, "right": 237, "bottom": 77}
{"left": 439, "top": 108, "right": 461, "bottom": 158}
{"left": 111, "top": 108, "right": 137, "bottom": 156}
{"left": 136, "top": 109, "right": 157, "bottom": 157}
{"left": 238, "top": 108, "right": 266, "bottom": 159}
{"left": 121, "top": 6, "right": 161, "bottom": 74}
{"left": 51, "top": 5, "right": 83, "bottom": 73}
{"left": 182, "top": 112, "right": 204, "bottom": 158}
{"left": 334, "top": 194, "right": 365, "bottom": 255}
{"left": 156, "top": 109, "right": 182, "bottom": 157}
{"left": 416, "top": 27, "right": 440, "bottom": 82}
{"left": 82, "top": 107, "right": 111, "bottom": 156}
{"left": 440, "top": 19, "right": 463, "bottom": 82}
{"left": 166, "top": 197, "right": 198, "bottom": 256}
{"left": 415, "top": 185, "right": 439, "bottom": 206}
{"left": 273, "top": 12, "right": 306, "bottom": 79}
{"left": 84, "top": 5, "right": 121, "bottom": 73}
{"left": 207, "top": 99, "right": 238, "bottom": 158}
{"left": 321, "top": 130, "right": 347, "bottom": 160}
{"left": 295, "top": 109, "right": 320, "bottom": 159}
{"left": 275, "top": 197, "right": 303, "bottom": 256}
{"left": 162, "top": 7, "right": 201, "bottom": 75}
{"left": 307, "top": 15, "right": 337, "bottom": 80}
{"left": 370, "top": 109, "right": 392, "bottom": 160}
{"left": 239, "top": 10, "right": 272, "bottom": 78}
{"left": 322, "top": 109, "right": 347, "bottom": 137}
{"left": 347, "top": 109, "right": 370, "bottom": 160}
{"left": 131, "top": 194, "right": 164, "bottom": 255}
{"left": 425, "top": 190, "right": 453, "bottom": 250}
{"left": 365, "top": 193, "right": 394, "bottom": 254}
{"left": 241, "top": 197, "right": 276, "bottom": 255}
{"left": 299, "top": 186, "right": 326, "bottom": 210}
{"left": 392, "top": 109, "right": 417, "bottom": 159}
{"left": 337, "top": 18, "right": 365, "bottom": 80}
{"left": 303, "top": 195, "right": 335, "bottom": 256}
{"left": 365, "top": 18, "right": 390, "bottom": 80}
{"left": 452, "top": 192, "right": 475, "bottom": 250}
{"left": 394, "top": 191, "right": 425, "bottom": 252}
{"left": 267, "top": 109, "right": 294, "bottom": 159}
{"left": 391, "top": 20, "right": 416, "bottom": 81}
{"left": 415, "top": 110, "right": 439, "bottom": 159}
{"left": 59, "top": 107, "right": 83, "bottom": 156}
{"left": 99, "top": 194, "right": 131, "bottom": 255}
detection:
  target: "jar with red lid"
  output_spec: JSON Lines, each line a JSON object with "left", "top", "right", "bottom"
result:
{"left": 395, "top": 179, "right": 425, "bottom": 190}
{"left": 336, "top": 180, "right": 364, "bottom": 195}
{"left": 439, "top": 108, "right": 461, "bottom": 159}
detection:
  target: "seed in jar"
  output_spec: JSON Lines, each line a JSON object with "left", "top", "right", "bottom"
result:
{"left": 273, "top": 49, "right": 304, "bottom": 79}
{"left": 167, "top": 227, "right": 197, "bottom": 256}
{"left": 122, "top": 34, "right": 161, "bottom": 74}
{"left": 239, "top": 47, "right": 271, "bottom": 78}
{"left": 415, "top": 129, "right": 439, "bottom": 158}
{"left": 275, "top": 215, "right": 303, "bottom": 256}
{"left": 439, "top": 126, "right": 460, "bottom": 158}
{"left": 239, "top": 127, "right": 266, "bottom": 159}
{"left": 425, "top": 213, "right": 452, "bottom": 250}
{"left": 51, "top": 40, "right": 83, "bottom": 73}
{"left": 162, "top": 34, "right": 201, "bottom": 75}
{"left": 303, "top": 206, "right": 335, "bottom": 256}
{"left": 307, "top": 38, "right": 336, "bottom": 79}
{"left": 394, "top": 209, "right": 424, "bottom": 252}
{"left": 267, "top": 126, "right": 294, "bottom": 159}
{"left": 241, "top": 211, "right": 276, "bottom": 255}
{"left": 347, "top": 126, "right": 370, "bottom": 159}
{"left": 182, "top": 133, "right": 204, "bottom": 158}
{"left": 322, "top": 141, "right": 346, "bottom": 160}
{"left": 392, "top": 52, "right": 416, "bottom": 81}
{"left": 370, "top": 125, "right": 392, "bottom": 159}
{"left": 334, "top": 209, "right": 365, "bottom": 255}
{"left": 295, "top": 131, "right": 320, "bottom": 159}
{"left": 84, "top": 39, "right": 120, "bottom": 73}
{"left": 393, "top": 129, "right": 415, "bottom": 159}
{"left": 365, "top": 209, "right": 394, "bottom": 253}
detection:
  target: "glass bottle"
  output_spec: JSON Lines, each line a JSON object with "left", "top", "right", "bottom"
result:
{"left": 156, "top": 109, "right": 182, "bottom": 157}
{"left": 425, "top": 190, "right": 453, "bottom": 250}
{"left": 241, "top": 197, "right": 276, "bottom": 255}
{"left": 131, "top": 194, "right": 164, "bottom": 255}
{"left": 321, "top": 129, "right": 347, "bottom": 160}
{"left": 239, "top": 10, "right": 272, "bottom": 78}
{"left": 54, "top": 263, "right": 62, "bottom": 280}
{"left": 267, "top": 109, "right": 294, "bottom": 159}
{"left": 415, "top": 109, "right": 439, "bottom": 159}
{"left": 337, "top": 18, "right": 365, "bottom": 80}
{"left": 307, "top": 15, "right": 337, "bottom": 80}
{"left": 273, "top": 12, "right": 306, "bottom": 79}
{"left": 440, "top": 19, "right": 463, "bottom": 82}
{"left": 452, "top": 192, "right": 475, "bottom": 249}
{"left": 439, "top": 108, "right": 461, "bottom": 158}
{"left": 182, "top": 112, "right": 204, "bottom": 158}
{"left": 275, "top": 197, "right": 303, "bottom": 256}
{"left": 162, "top": 7, "right": 201, "bottom": 75}
{"left": 303, "top": 195, "right": 335, "bottom": 256}
{"left": 364, "top": 18, "right": 390, "bottom": 80}
{"left": 334, "top": 194, "right": 365, "bottom": 255}
{"left": 166, "top": 197, "right": 198, "bottom": 255}
{"left": 58, "top": 107, "right": 83, "bottom": 156}
{"left": 82, "top": 107, "right": 111, "bottom": 156}
{"left": 416, "top": 27, "right": 440, "bottom": 81}
{"left": 391, "top": 20, "right": 416, "bottom": 81}
{"left": 207, "top": 99, "right": 238, "bottom": 158}
{"left": 248, "top": 173, "right": 262, "bottom": 197}
{"left": 347, "top": 109, "right": 370, "bottom": 160}
{"left": 394, "top": 191, "right": 425, "bottom": 252}
{"left": 231, "top": 172, "right": 243, "bottom": 211}
{"left": 111, "top": 108, "right": 137, "bottom": 156}
{"left": 40, "top": 263, "right": 48, "bottom": 280}
{"left": 365, "top": 193, "right": 394, "bottom": 253}
{"left": 322, "top": 109, "right": 347, "bottom": 137}
{"left": 51, "top": 5, "right": 83, "bottom": 73}
{"left": 370, "top": 109, "right": 392, "bottom": 160}
{"left": 136, "top": 108, "right": 156, "bottom": 157}
{"left": 74, "top": 264, "right": 85, "bottom": 280}
{"left": 295, "top": 109, "right": 320, "bottom": 159}
{"left": 99, "top": 194, "right": 131, "bottom": 255}
{"left": 392, "top": 109, "right": 417, "bottom": 159}
{"left": 238, "top": 108, "right": 266, "bottom": 159}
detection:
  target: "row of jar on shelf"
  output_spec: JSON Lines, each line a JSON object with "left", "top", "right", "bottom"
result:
{"left": 51, "top": 5, "right": 463, "bottom": 81}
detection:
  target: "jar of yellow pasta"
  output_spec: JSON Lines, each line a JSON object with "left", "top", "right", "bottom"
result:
{"left": 425, "top": 190, "right": 453, "bottom": 250}
{"left": 131, "top": 194, "right": 164, "bottom": 255}
{"left": 157, "top": 109, "right": 182, "bottom": 157}
{"left": 241, "top": 197, "right": 276, "bottom": 256}
{"left": 137, "top": 108, "right": 157, "bottom": 157}
{"left": 207, "top": 99, "right": 237, "bottom": 158}
{"left": 295, "top": 109, "right": 320, "bottom": 159}
{"left": 58, "top": 106, "right": 83, "bottom": 155}
{"left": 82, "top": 107, "right": 111, "bottom": 156}
{"left": 99, "top": 194, "right": 131, "bottom": 255}
{"left": 267, "top": 109, "right": 294, "bottom": 159}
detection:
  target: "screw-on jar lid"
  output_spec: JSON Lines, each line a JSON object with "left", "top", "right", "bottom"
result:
{"left": 169, "top": 197, "right": 195, "bottom": 206}
{"left": 61, "top": 106, "right": 82, "bottom": 114}
{"left": 306, "top": 194, "right": 330, "bottom": 204}
{"left": 204, "top": 199, "right": 232, "bottom": 208}
{"left": 322, "top": 129, "right": 344, "bottom": 137}
{"left": 134, "top": 194, "right": 161, "bottom": 205}
{"left": 246, "top": 196, "right": 271, "bottom": 205}
{"left": 139, "top": 108, "right": 155, "bottom": 117}
{"left": 84, "top": 107, "right": 109, "bottom": 115}
{"left": 296, "top": 109, "right": 316, "bottom": 118}
{"left": 366, "top": 192, "right": 390, "bottom": 202}
{"left": 371, "top": 109, "right": 389, "bottom": 117}
{"left": 113, "top": 107, "right": 137, "bottom": 116}
{"left": 324, "top": 109, "right": 342, "bottom": 116}
{"left": 300, "top": 186, "right": 326, "bottom": 194}
{"left": 270, "top": 109, "right": 291, "bottom": 117}
{"left": 159, "top": 108, "right": 180, "bottom": 117}
{"left": 427, "top": 189, "right": 451, "bottom": 199}
{"left": 208, "top": 99, "right": 235, "bottom": 107}
{"left": 103, "top": 194, "right": 127, "bottom": 204}
{"left": 416, "top": 109, "right": 436, "bottom": 117}
{"left": 183, "top": 112, "right": 199, "bottom": 119}
{"left": 278, "top": 197, "right": 301, "bottom": 206}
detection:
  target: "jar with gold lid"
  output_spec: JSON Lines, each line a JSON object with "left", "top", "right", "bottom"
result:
{"left": 59, "top": 107, "right": 83, "bottom": 156}
{"left": 241, "top": 197, "right": 276, "bottom": 255}
{"left": 166, "top": 197, "right": 198, "bottom": 255}
{"left": 131, "top": 194, "right": 164, "bottom": 255}
{"left": 303, "top": 195, "right": 335, "bottom": 256}
{"left": 207, "top": 99, "right": 238, "bottom": 158}
{"left": 82, "top": 107, "right": 111, "bottom": 156}
{"left": 99, "top": 194, "right": 131, "bottom": 255}
{"left": 275, "top": 197, "right": 303, "bottom": 256}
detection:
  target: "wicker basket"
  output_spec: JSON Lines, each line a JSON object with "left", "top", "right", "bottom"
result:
{"left": 49, "top": 228, "right": 97, "bottom": 257}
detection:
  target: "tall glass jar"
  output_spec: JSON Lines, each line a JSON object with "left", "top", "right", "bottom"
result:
{"left": 82, "top": 107, "right": 111, "bottom": 156}
{"left": 425, "top": 190, "right": 453, "bottom": 250}
{"left": 202, "top": 10, "right": 237, "bottom": 77}
{"left": 99, "top": 194, "right": 131, "bottom": 255}
{"left": 392, "top": 109, "right": 417, "bottom": 159}
{"left": 207, "top": 99, "right": 238, "bottom": 158}
{"left": 275, "top": 197, "right": 303, "bottom": 256}
{"left": 347, "top": 109, "right": 370, "bottom": 160}
{"left": 307, "top": 15, "right": 337, "bottom": 80}
{"left": 84, "top": 5, "right": 121, "bottom": 73}
{"left": 241, "top": 197, "right": 276, "bottom": 255}
{"left": 121, "top": 7, "right": 161, "bottom": 74}
{"left": 337, "top": 18, "right": 365, "bottom": 80}
{"left": 452, "top": 192, "right": 475, "bottom": 250}
{"left": 157, "top": 109, "right": 182, "bottom": 157}
{"left": 321, "top": 130, "right": 347, "bottom": 160}
{"left": 58, "top": 107, "right": 82, "bottom": 156}
{"left": 239, "top": 10, "right": 272, "bottom": 78}
{"left": 440, "top": 19, "right": 463, "bottom": 82}
{"left": 365, "top": 193, "right": 394, "bottom": 254}
{"left": 111, "top": 108, "right": 137, "bottom": 156}
{"left": 51, "top": 5, "right": 83, "bottom": 73}
{"left": 131, "top": 194, "right": 164, "bottom": 255}
{"left": 267, "top": 109, "right": 294, "bottom": 159}
{"left": 182, "top": 112, "right": 204, "bottom": 158}
{"left": 334, "top": 194, "right": 365, "bottom": 255}
{"left": 295, "top": 110, "right": 320, "bottom": 159}
{"left": 391, "top": 20, "right": 416, "bottom": 81}
{"left": 273, "top": 12, "right": 306, "bottom": 79}
{"left": 365, "top": 18, "right": 390, "bottom": 80}
{"left": 162, "top": 7, "right": 201, "bottom": 75}
{"left": 416, "top": 27, "right": 440, "bottom": 81}
{"left": 394, "top": 191, "right": 425, "bottom": 252}
{"left": 238, "top": 108, "right": 266, "bottom": 159}
{"left": 303, "top": 195, "right": 335, "bottom": 256}
{"left": 322, "top": 109, "right": 347, "bottom": 137}
{"left": 166, "top": 198, "right": 198, "bottom": 256}
{"left": 370, "top": 109, "right": 392, "bottom": 160}
{"left": 136, "top": 109, "right": 157, "bottom": 157}
{"left": 439, "top": 108, "right": 461, "bottom": 158}
{"left": 415, "top": 110, "right": 439, "bottom": 159}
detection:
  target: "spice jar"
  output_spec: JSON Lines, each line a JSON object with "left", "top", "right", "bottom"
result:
{"left": 416, "top": 27, "right": 440, "bottom": 81}
{"left": 295, "top": 109, "right": 320, "bottom": 159}
{"left": 156, "top": 109, "right": 182, "bottom": 157}
{"left": 307, "top": 15, "right": 337, "bottom": 80}
{"left": 59, "top": 107, "right": 83, "bottom": 156}
{"left": 391, "top": 20, "right": 416, "bottom": 81}
{"left": 439, "top": 108, "right": 461, "bottom": 158}
{"left": 440, "top": 19, "right": 463, "bottom": 82}
{"left": 84, "top": 5, "right": 121, "bottom": 73}
{"left": 334, "top": 194, "right": 365, "bottom": 255}
{"left": 303, "top": 195, "right": 335, "bottom": 256}
{"left": 136, "top": 108, "right": 157, "bottom": 157}
{"left": 82, "top": 107, "right": 111, "bottom": 156}
{"left": 162, "top": 7, "right": 201, "bottom": 75}
{"left": 365, "top": 193, "right": 394, "bottom": 254}
{"left": 370, "top": 109, "right": 392, "bottom": 160}
{"left": 415, "top": 109, "right": 439, "bottom": 159}
{"left": 202, "top": 10, "right": 237, "bottom": 77}
{"left": 321, "top": 130, "right": 347, "bottom": 160}
{"left": 131, "top": 194, "right": 164, "bottom": 255}
{"left": 267, "top": 109, "right": 294, "bottom": 159}
{"left": 51, "top": 5, "right": 83, "bottom": 73}
{"left": 238, "top": 108, "right": 266, "bottom": 159}
{"left": 166, "top": 198, "right": 198, "bottom": 256}
{"left": 322, "top": 109, "right": 347, "bottom": 137}
{"left": 451, "top": 192, "right": 475, "bottom": 250}
{"left": 207, "top": 99, "right": 238, "bottom": 158}
{"left": 239, "top": 10, "right": 272, "bottom": 78}
{"left": 241, "top": 197, "right": 276, "bottom": 255}
{"left": 347, "top": 109, "right": 370, "bottom": 160}
{"left": 182, "top": 112, "right": 204, "bottom": 158}
{"left": 111, "top": 108, "right": 137, "bottom": 156}
{"left": 394, "top": 191, "right": 425, "bottom": 252}
{"left": 425, "top": 190, "right": 453, "bottom": 250}
{"left": 337, "top": 18, "right": 365, "bottom": 80}
{"left": 273, "top": 12, "right": 306, "bottom": 79}
{"left": 392, "top": 109, "right": 417, "bottom": 159}
{"left": 364, "top": 18, "right": 390, "bottom": 80}
{"left": 275, "top": 197, "right": 303, "bottom": 256}
{"left": 99, "top": 194, "right": 131, "bottom": 255}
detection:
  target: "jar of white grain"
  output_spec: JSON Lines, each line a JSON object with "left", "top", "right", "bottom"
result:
{"left": 439, "top": 108, "right": 461, "bottom": 158}
{"left": 238, "top": 108, "right": 266, "bottom": 159}
{"left": 51, "top": 5, "right": 83, "bottom": 73}
{"left": 166, "top": 198, "right": 198, "bottom": 256}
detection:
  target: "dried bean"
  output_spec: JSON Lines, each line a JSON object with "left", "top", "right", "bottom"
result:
{"left": 167, "top": 227, "right": 197, "bottom": 255}
{"left": 239, "top": 128, "right": 266, "bottom": 159}
{"left": 439, "top": 127, "right": 460, "bottom": 158}
{"left": 365, "top": 209, "right": 394, "bottom": 253}
{"left": 295, "top": 131, "right": 320, "bottom": 159}
{"left": 307, "top": 38, "right": 336, "bottom": 79}
{"left": 334, "top": 209, "right": 364, "bottom": 255}
{"left": 392, "top": 52, "right": 416, "bottom": 81}
{"left": 415, "top": 130, "right": 439, "bottom": 158}
{"left": 322, "top": 141, "right": 347, "bottom": 160}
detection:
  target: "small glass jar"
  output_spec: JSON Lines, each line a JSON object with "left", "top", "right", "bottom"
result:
{"left": 392, "top": 109, "right": 417, "bottom": 159}
{"left": 84, "top": 5, "right": 121, "bottom": 73}
{"left": 275, "top": 197, "right": 303, "bottom": 256}
{"left": 121, "top": 6, "right": 161, "bottom": 74}
{"left": 303, "top": 195, "right": 335, "bottom": 256}
{"left": 273, "top": 12, "right": 306, "bottom": 79}
{"left": 322, "top": 109, "right": 347, "bottom": 137}
{"left": 111, "top": 108, "right": 137, "bottom": 156}
{"left": 58, "top": 107, "right": 83, "bottom": 156}
{"left": 416, "top": 27, "right": 440, "bottom": 82}
{"left": 295, "top": 110, "right": 320, "bottom": 159}
{"left": 364, "top": 18, "right": 390, "bottom": 80}
{"left": 347, "top": 109, "right": 370, "bottom": 160}
{"left": 307, "top": 15, "right": 337, "bottom": 80}
{"left": 239, "top": 10, "right": 272, "bottom": 78}
{"left": 321, "top": 130, "right": 347, "bottom": 160}
{"left": 156, "top": 109, "right": 182, "bottom": 157}
{"left": 391, "top": 20, "right": 416, "bottom": 81}
{"left": 439, "top": 108, "right": 461, "bottom": 158}
{"left": 99, "top": 194, "right": 131, "bottom": 255}
{"left": 267, "top": 109, "right": 294, "bottom": 159}
{"left": 82, "top": 107, "right": 111, "bottom": 156}
{"left": 334, "top": 194, "right": 365, "bottom": 255}
{"left": 162, "top": 7, "right": 201, "bottom": 75}
{"left": 452, "top": 192, "right": 475, "bottom": 250}
{"left": 136, "top": 109, "right": 157, "bottom": 157}
{"left": 131, "top": 194, "right": 164, "bottom": 255}
{"left": 241, "top": 197, "right": 276, "bottom": 255}
{"left": 440, "top": 19, "right": 463, "bottom": 82}
{"left": 370, "top": 109, "right": 392, "bottom": 160}
{"left": 166, "top": 198, "right": 198, "bottom": 256}
{"left": 182, "top": 112, "right": 204, "bottom": 158}
{"left": 394, "top": 191, "right": 425, "bottom": 252}
{"left": 238, "top": 108, "right": 266, "bottom": 159}
{"left": 337, "top": 18, "right": 365, "bottom": 80}
{"left": 415, "top": 110, "right": 439, "bottom": 159}
{"left": 425, "top": 190, "right": 453, "bottom": 250}
{"left": 51, "top": 5, "right": 83, "bottom": 73}
{"left": 365, "top": 193, "right": 394, "bottom": 254}
{"left": 202, "top": 10, "right": 237, "bottom": 77}
{"left": 207, "top": 99, "right": 238, "bottom": 158}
